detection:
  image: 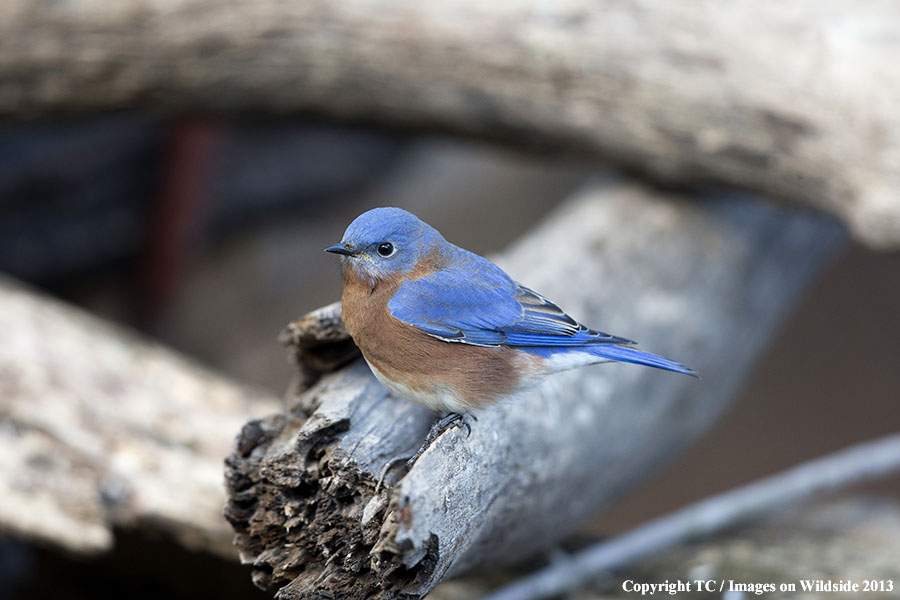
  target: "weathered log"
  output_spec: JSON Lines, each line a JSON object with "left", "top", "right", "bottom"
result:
{"left": 428, "top": 497, "right": 900, "bottom": 599}
{"left": 1, "top": 1, "right": 898, "bottom": 249}
{"left": 594, "top": 497, "right": 900, "bottom": 600}
{"left": 0, "top": 276, "right": 281, "bottom": 557}
{"left": 224, "top": 180, "right": 846, "bottom": 599}
{"left": 484, "top": 432, "right": 900, "bottom": 600}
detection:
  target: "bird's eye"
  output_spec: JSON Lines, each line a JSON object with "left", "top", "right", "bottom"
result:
{"left": 377, "top": 242, "right": 395, "bottom": 257}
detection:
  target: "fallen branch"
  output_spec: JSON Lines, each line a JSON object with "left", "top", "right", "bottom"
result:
{"left": 429, "top": 496, "right": 900, "bottom": 599}
{"left": 0, "top": 276, "right": 281, "bottom": 557}
{"left": 224, "top": 180, "right": 845, "bottom": 599}
{"left": 2, "top": 1, "right": 898, "bottom": 248}
{"left": 481, "top": 432, "right": 900, "bottom": 600}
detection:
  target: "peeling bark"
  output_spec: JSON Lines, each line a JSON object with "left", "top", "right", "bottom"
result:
{"left": 224, "top": 180, "right": 846, "bottom": 599}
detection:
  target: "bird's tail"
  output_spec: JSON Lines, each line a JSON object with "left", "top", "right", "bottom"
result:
{"left": 586, "top": 344, "right": 697, "bottom": 377}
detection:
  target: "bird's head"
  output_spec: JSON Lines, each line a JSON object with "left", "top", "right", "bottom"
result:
{"left": 325, "top": 207, "right": 445, "bottom": 284}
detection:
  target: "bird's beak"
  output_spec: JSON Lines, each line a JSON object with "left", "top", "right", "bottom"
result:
{"left": 325, "top": 243, "right": 357, "bottom": 256}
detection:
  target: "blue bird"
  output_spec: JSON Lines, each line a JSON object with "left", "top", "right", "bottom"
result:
{"left": 326, "top": 207, "right": 695, "bottom": 456}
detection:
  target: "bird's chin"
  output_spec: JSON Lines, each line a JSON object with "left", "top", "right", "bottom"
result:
{"left": 343, "top": 258, "right": 381, "bottom": 289}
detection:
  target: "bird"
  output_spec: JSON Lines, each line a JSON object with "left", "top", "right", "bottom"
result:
{"left": 325, "top": 207, "right": 695, "bottom": 465}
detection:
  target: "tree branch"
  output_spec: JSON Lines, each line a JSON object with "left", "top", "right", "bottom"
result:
{"left": 481, "top": 433, "right": 900, "bottom": 600}
{"left": 0, "top": 276, "right": 281, "bottom": 557}
{"left": 1, "top": 1, "right": 899, "bottom": 247}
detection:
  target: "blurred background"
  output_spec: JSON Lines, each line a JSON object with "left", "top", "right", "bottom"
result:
{"left": 0, "top": 113, "right": 897, "bottom": 598}
{"left": 2, "top": 1, "right": 900, "bottom": 595}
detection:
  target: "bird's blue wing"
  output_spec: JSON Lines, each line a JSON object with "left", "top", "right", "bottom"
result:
{"left": 503, "top": 286, "right": 634, "bottom": 346}
{"left": 387, "top": 251, "right": 631, "bottom": 348}
{"left": 386, "top": 254, "right": 519, "bottom": 346}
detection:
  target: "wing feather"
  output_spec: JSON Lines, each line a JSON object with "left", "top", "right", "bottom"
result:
{"left": 387, "top": 251, "right": 632, "bottom": 348}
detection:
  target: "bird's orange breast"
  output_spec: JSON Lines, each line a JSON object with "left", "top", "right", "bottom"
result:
{"left": 340, "top": 262, "right": 523, "bottom": 412}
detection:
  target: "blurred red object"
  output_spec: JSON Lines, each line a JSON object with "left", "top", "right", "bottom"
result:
{"left": 139, "top": 119, "right": 221, "bottom": 328}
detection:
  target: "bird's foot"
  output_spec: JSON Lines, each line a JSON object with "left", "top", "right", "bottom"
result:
{"left": 375, "top": 413, "right": 472, "bottom": 491}
{"left": 405, "top": 412, "right": 470, "bottom": 470}
{"left": 376, "top": 455, "right": 409, "bottom": 493}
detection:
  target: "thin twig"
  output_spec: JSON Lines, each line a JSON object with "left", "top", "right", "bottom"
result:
{"left": 480, "top": 433, "right": 900, "bottom": 600}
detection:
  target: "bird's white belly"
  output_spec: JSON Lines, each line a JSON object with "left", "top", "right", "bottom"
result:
{"left": 365, "top": 359, "right": 472, "bottom": 414}
{"left": 543, "top": 350, "right": 606, "bottom": 373}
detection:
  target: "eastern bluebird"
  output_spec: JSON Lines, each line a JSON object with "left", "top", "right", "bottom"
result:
{"left": 326, "top": 207, "right": 695, "bottom": 455}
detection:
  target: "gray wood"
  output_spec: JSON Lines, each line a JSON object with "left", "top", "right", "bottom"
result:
{"left": 1, "top": 1, "right": 899, "bottom": 248}
{"left": 428, "top": 497, "right": 900, "bottom": 600}
{"left": 224, "top": 180, "right": 846, "bottom": 599}
{"left": 484, "top": 433, "right": 900, "bottom": 600}
{"left": 0, "top": 276, "right": 281, "bottom": 557}
{"left": 592, "top": 497, "right": 900, "bottom": 600}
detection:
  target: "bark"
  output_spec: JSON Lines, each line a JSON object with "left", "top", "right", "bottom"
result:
{"left": 1, "top": 1, "right": 899, "bottom": 248}
{"left": 0, "top": 276, "right": 281, "bottom": 557}
{"left": 224, "top": 179, "right": 846, "bottom": 600}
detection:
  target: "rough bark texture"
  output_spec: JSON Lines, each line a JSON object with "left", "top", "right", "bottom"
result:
{"left": 1, "top": 1, "right": 899, "bottom": 249}
{"left": 0, "top": 276, "right": 281, "bottom": 558}
{"left": 224, "top": 180, "right": 846, "bottom": 599}
{"left": 279, "top": 303, "right": 362, "bottom": 392}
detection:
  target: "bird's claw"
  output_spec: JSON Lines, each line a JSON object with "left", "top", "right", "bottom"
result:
{"left": 376, "top": 455, "right": 409, "bottom": 493}
{"left": 433, "top": 412, "right": 471, "bottom": 439}
{"left": 405, "top": 412, "right": 472, "bottom": 470}
{"left": 376, "top": 413, "right": 473, "bottom": 489}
